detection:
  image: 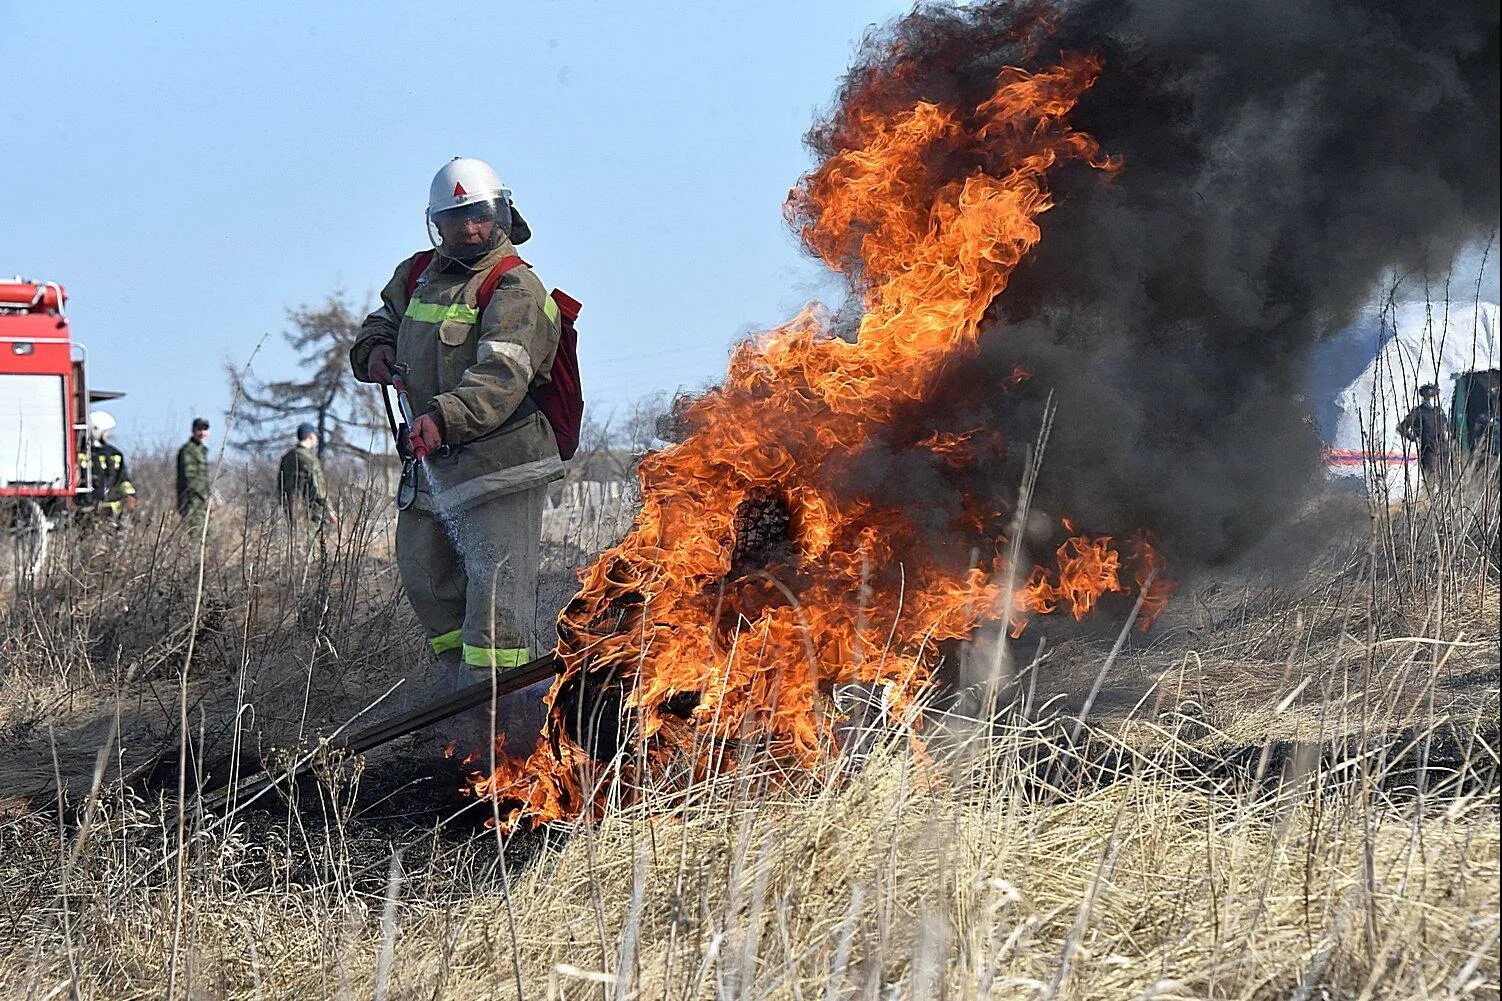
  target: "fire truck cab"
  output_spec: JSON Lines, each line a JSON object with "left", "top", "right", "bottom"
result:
{"left": 1, "top": 277, "right": 120, "bottom": 573}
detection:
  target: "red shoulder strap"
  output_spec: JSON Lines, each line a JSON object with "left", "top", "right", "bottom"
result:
{"left": 404, "top": 250, "right": 436, "bottom": 300}
{"left": 475, "top": 255, "right": 529, "bottom": 312}
{"left": 406, "top": 252, "right": 528, "bottom": 313}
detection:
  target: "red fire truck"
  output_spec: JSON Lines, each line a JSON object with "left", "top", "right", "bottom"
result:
{"left": 1, "top": 277, "right": 121, "bottom": 574}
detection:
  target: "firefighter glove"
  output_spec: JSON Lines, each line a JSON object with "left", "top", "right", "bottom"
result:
{"left": 367, "top": 344, "right": 397, "bottom": 384}
{"left": 410, "top": 412, "right": 444, "bottom": 455}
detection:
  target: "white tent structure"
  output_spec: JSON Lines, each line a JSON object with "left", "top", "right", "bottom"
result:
{"left": 1326, "top": 300, "right": 1499, "bottom": 503}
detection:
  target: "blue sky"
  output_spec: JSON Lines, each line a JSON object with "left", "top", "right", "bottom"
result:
{"left": 5, "top": 2, "right": 1496, "bottom": 454}
{"left": 3, "top": 1, "right": 911, "bottom": 450}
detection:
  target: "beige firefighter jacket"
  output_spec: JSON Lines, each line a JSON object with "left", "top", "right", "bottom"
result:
{"left": 352, "top": 241, "right": 564, "bottom": 513}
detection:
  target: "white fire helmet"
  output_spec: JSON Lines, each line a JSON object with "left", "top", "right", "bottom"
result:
{"left": 426, "top": 157, "right": 513, "bottom": 262}
{"left": 89, "top": 410, "right": 116, "bottom": 439}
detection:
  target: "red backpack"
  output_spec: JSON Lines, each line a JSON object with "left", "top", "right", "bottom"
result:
{"left": 405, "top": 249, "right": 584, "bottom": 460}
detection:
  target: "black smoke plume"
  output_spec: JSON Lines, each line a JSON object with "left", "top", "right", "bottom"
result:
{"left": 812, "top": 0, "right": 1500, "bottom": 567}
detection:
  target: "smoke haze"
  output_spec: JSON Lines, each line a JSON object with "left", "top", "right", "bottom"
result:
{"left": 811, "top": 0, "right": 1500, "bottom": 566}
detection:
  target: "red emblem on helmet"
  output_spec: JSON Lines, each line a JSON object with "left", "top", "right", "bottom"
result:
{"left": 452, "top": 182, "right": 467, "bottom": 197}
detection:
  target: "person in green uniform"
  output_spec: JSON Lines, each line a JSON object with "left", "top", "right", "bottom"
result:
{"left": 277, "top": 422, "right": 336, "bottom": 528}
{"left": 175, "top": 417, "right": 212, "bottom": 523}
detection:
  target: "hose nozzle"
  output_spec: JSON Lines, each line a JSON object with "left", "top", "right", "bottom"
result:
{"left": 390, "top": 368, "right": 429, "bottom": 462}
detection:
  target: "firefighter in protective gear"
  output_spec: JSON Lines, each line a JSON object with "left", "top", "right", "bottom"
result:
{"left": 1398, "top": 383, "right": 1452, "bottom": 483}
{"left": 351, "top": 157, "right": 559, "bottom": 751}
{"left": 78, "top": 411, "right": 137, "bottom": 527}
{"left": 277, "top": 422, "right": 335, "bottom": 527}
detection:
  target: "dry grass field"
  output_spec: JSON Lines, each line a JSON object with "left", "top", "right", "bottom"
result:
{"left": 0, "top": 455, "right": 1496, "bottom": 999}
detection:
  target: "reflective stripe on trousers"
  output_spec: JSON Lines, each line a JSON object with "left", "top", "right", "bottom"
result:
{"left": 463, "top": 645, "right": 531, "bottom": 669}
{"left": 429, "top": 629, "right": 464, "bottom": 655}
{"left": 396, "top": 484, "right": 545, "bottom": 672}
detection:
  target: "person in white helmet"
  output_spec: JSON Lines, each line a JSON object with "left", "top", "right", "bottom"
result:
{"left": 350, "top": 157, "right": 562, "bottom": 753}
{"left": 77, "top": 410, "right": 137, "bottom": 528}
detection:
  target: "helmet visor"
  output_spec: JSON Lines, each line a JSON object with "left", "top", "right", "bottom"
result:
{"left": 427, "top": 198, "right": 512, "bottom": 262}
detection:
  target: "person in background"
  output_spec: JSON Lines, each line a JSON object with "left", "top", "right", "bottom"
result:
{"left": 176, "top": 417, "right": 212, "bottom": 524}
{"left": 1397, "top": 383, "right": 1452, "bottom": 484}
{"left": 77, "top": 410, "right": 137, "bottom": 530}
{"left": 277, "top": 422, "right": 335, "bottom": 528}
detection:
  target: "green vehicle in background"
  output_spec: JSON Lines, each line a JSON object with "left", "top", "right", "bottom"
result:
{"left": 1451, "top": 368, "right": 1501, "bottom": 458}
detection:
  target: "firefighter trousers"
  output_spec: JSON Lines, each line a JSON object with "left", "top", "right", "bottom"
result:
{"left": 396, "top": 484, "right": 545, "bottom": 670}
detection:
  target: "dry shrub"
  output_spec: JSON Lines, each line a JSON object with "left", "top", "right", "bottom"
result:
{"left": 0, "top": 455, "right": 1495, "bottom": 999}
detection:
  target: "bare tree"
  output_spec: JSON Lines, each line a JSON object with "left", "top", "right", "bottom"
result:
{"left": 621, "top": 390, "right": 672, "bottom": 455}
{"left": 563, "top": 392, "right": 675, "bottom": 486}
{"left": 567, "top": 413, "right": 627, "bottom": 483}
{"left": 227, "top": 294, "right": 390, "bottom": 459}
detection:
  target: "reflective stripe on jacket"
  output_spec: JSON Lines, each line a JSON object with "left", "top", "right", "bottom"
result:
{"left": 79, "top": 442, "right": 136, "bottom": 505}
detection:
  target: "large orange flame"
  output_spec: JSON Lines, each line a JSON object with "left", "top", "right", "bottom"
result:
{"left": 465, "top": 51, "right": 1171, "bottom": 828}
